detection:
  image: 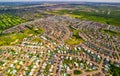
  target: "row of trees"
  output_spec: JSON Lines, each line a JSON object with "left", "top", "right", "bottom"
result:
{"left": 0, "top": 14, "right": 26, "bottom": 31}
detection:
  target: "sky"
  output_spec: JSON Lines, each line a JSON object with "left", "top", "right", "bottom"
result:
{"left": 0, "top": 0, "right": 120, "bottom": 2}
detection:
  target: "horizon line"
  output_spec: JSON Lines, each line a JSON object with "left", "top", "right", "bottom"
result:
{"left": 0, "top": 1, "right": 120, "bottom": 3}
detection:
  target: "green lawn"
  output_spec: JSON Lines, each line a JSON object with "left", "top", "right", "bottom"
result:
{"left": 74, "top": 70, "right": 82, "bottom": 75}
{"left": 31, "top": 37, "right": 43, "bottom": 43}
{"left": 0, "top": 28, "right": 44, "bottom": 46}
{"left": 65, "top": 26, "right": 84, "bottom": 45}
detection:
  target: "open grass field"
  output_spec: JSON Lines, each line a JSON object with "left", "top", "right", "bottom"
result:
{"left": 65, "top": 26, "right": 84, "bottom": 45}
{"left": 0, "top": 28, "right": 44, "bottom": 46}
{"left": 48, "top": 9, "right": 120, "bottom": 26}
